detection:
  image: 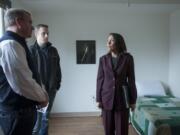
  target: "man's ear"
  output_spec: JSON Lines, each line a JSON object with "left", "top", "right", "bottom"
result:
{"left": 15, "top": 17, "right": 24, "bottom": 29}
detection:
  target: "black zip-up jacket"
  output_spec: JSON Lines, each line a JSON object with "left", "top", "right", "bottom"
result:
{"left": 29, "top": 42, "right": 61, "bottom": 94}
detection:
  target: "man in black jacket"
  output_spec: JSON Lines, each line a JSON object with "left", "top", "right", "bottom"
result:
{"left": 30, "top": 24, "right": 62, "bottom": 135}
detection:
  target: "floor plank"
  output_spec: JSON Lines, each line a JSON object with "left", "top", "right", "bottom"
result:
{"left": 49, "top": 116, "right": 138, "bottom": 135}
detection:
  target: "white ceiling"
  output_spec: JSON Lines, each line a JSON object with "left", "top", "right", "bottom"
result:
{"left": 16, "top": 0, "right": 180, "bottom": 13}
{"left": 19, "top": 0, "right": 180, "bottom": 3}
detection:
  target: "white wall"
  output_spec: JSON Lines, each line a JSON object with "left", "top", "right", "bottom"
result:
{"left": 0, "top": 8, "right": 4, "bottom": 37}
{"left": 169, "top": 10, "right": 180, "bottom": 97}
{"left": 12, "top": 2, "right": 170, "bottom": 113}
{"left": 30, "top": 10, "right": 169, "bottom": 113}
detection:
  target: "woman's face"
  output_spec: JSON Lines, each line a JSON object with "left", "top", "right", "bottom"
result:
{"left": 107, "top": 35, "right": 116, "bottom": 52}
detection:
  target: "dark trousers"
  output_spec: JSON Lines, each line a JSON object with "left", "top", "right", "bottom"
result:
{"left": 33, "top": 90, "right": 57, "bottom": 135}
{"left": 102, "top": 109, "right": 129, "bottom": 135}
{"left": 0, "top": 107, "right": 36, "bottom": 135}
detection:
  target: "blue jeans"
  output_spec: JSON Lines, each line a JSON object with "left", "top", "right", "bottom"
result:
{"left": 0, "top": 107, "right": 36, "bottom": 135}
{"left": 33, "top": 91, "right": 57, "bottom": 135}
{"left": 33, "top": 112, "right": 48, "bottom": 135}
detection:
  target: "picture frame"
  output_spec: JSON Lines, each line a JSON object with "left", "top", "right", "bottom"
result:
{"left": 76, "top": 40, "right": 96, "bottom": 64}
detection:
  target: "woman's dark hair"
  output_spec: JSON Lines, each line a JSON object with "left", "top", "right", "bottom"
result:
{"left": 109, "top": 33, "right": 127, "bottom": 53}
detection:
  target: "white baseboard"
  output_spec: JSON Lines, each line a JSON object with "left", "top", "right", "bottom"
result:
{"left": 50, "top": 111, "right": 101, "bottom": 117}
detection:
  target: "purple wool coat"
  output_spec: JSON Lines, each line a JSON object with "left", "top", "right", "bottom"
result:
{"left": 96, "top": 52, "right": 137, "bottom": 110}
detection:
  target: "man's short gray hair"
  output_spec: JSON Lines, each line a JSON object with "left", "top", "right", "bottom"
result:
{"left": 4, "top": 8, "right": 31, "bottom": 28}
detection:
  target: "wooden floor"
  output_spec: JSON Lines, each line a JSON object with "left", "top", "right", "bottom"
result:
{"left": 49, "top": 116, "right": 139, "bottom": 135}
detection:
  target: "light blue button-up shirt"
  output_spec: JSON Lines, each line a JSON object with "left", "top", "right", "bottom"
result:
{"left": 0, "top": 39, "right": 48, "bottom": 102}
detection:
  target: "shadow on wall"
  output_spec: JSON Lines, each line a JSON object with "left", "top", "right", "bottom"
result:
{"left": 161, "top": 82, "right": 174, "bottom": 97}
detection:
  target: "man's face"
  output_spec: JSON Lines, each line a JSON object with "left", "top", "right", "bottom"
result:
{"left": 35, "top": 27, "right": 49, "bottom": 46}
{"left": 20, "top": 14, "right": 33, "bottom": 38}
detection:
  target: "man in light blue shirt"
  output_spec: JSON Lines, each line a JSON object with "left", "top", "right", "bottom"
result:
{"left": 0, "top": 8, "right": 49, "bottom": 135}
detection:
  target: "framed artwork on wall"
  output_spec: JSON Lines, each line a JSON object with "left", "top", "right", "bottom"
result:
{"left": 76, "top": 40, "right": 96, "bottom": 64}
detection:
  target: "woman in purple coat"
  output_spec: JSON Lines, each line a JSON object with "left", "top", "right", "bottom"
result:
{"left": 96, "top": 33, "right": 137, "bottom": 135}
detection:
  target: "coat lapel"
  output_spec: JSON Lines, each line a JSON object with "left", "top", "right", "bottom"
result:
{"left": 114, "top": 52, "right": 127, "bottom": 71}
{"left": 106, "top": 54, "right": 113, "bottom": 71}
